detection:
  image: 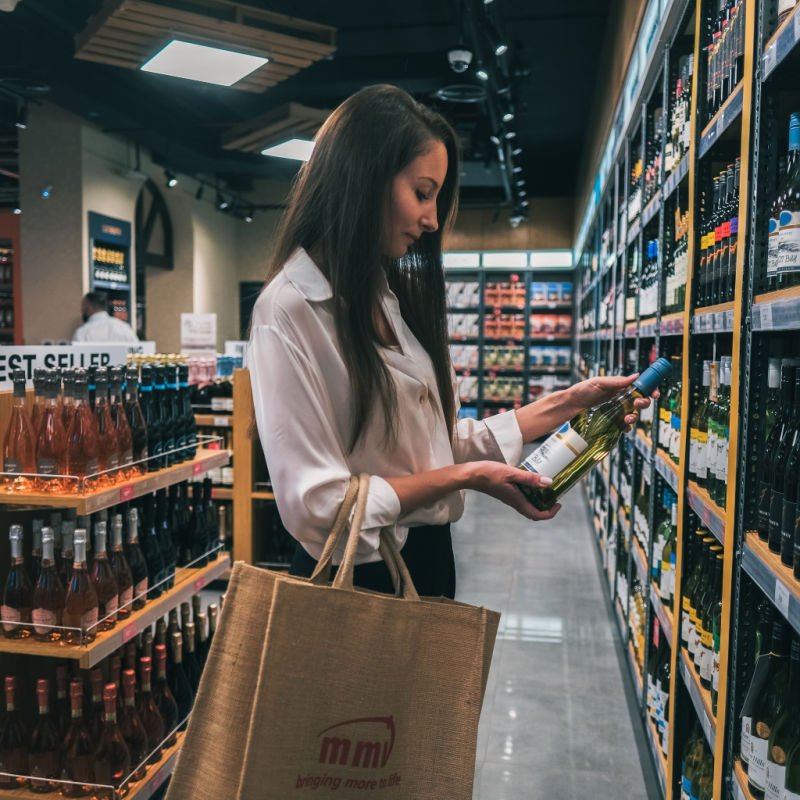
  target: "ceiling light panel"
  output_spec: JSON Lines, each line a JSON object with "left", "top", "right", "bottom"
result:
{"left": 261, "top": 138, "right": 315, "bottom": 161}
{"left": 141, "top": 40, "right": 268, "bottom": 86}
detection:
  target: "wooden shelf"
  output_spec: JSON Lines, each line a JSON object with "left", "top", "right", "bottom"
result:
{"left": 0, "top": 732, "right": 184, "bottom": 800}
{"left": 195, "top": 413, "right": 232, "bottom": 428}
{"left": 211, "top": 486, "right": 234, "bottom": 500}
{"left": 698, "top": 80, "right": 744, "bottom": 159}
{"left": 687, "top": 481, "right": 726, "bottom": 545}
{"left": 0, "top": 449, "right": 231, "bottom": 515}
{"left": 649, "top": 583, "right": 674, "bottom": 648}
{"left": 679, "top": 648, "right": 716, "bottom": 749}
{"left": 252, "top": 491, "right": 275, "bottom": 500}
{"left": 0, "top": 556, "right": 229, "bottom": 667}
{"left": 646, "top": 717, "right": 668, "bottom": 798}
{"left": 693, "top": 301, "right": 735, "bottom": 333}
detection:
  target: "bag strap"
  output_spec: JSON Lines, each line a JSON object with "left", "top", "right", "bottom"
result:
{"left": 308, "top": 476, "right": 360, "bottom": 585}
{"left": 332, "top": 474, "right": 420, "bottom": 601}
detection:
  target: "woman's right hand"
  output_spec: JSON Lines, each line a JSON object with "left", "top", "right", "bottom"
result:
{"left": 464, "top": 461, "right": 562, "bottom": 521}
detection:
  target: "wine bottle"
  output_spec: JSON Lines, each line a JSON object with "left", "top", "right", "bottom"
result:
{"left": 183, "top": 621, "right": 203, "bottom": 692}
{"left": 136, "top": 657, "right": 164, "bottom": 763}
{"left": 700, "top": 553, "right": 722, "bottom": 691}
{"left": 61, "top": 371, "right": 76, "bottom": 436}
{"left": 152, "top": 643, "right": 178, "bottom": 747}
{"left": 59, "top": 517, "right": 75, "bottom": 588}
{"left": 156, "top": 489, "right": 176, "bottom": 589}
{"left": 203, "top": 479, "right": 220, "bottom": 560}
{"left": 2, "top": 524, "right": 33, "bottom": 638}
{"left": 771, "top": 366, "right": 800, "bottom": 552}
{"left": 66, "top": 370, "right": 101, "bottom": 492}
{"left": 748, "top": 619, "right": 791, "bottom": 796}
{"left": 124, "top": 368, "right": 148, "bottom": 474}
{"left": 140, "top": 365, "right": 163, "bottom": 472}
{"left": 93, "top": 369, "right": 120, "bottom": 486}
{"left": 188, "top": 481, "right": 209, "bottom": 566}
{"left": 28, "top": 678, "right": 61, "bottom": 792}
{"left": 88, "top": 669, "right": 105, "bottom": 745}
{"left": 659, "top": 496, "right": 677, "bottom": 605}
{"left": 519, "top": 358, "right": 672, "bottom": 510}
{"left": 62, "top": 679, "right": 94, "bottom": 797}
{"left": 90, "top": 521, "right": 118, "bottom": 631}
{"left": 35, "top": 370, "right": 67, "bottom": 492}
{"left": 765, "top": 358, "right": 783, "bottom": 443}
{"left": 778, "top": 113, "right": 800, "bottom": 284}
{"left": 765, "top": 638, "right": 800, "bottom": 800}
{"left": 161, "top": 362, "right": 178, "bottom": 468}
{"left": 32, "top": 526, "right": 65, "bottom": 641}
{"left": 2, "top": 369, "right": 36, "bottom": 492}
{"left": 140, "top": 495, "right": 165, "bottom": 598}
{"left": 92, "top": 684, "right": 130, "bottom": 795}
{"left": 119, "top": 669, "right": 148, "bottom": 781}
{"left": 711, "top": 553, "right": 724, "bottom": 714}
{"left": 54, "top": 665, "right": 70, "bottom": 736}
{"left": 179, "top": 363, "right": 198, "bottom": 461}
{"left": 681, "top": 724, "right": 705, "bottom": 800}
{"left": 109, "top": 367, "right": 134, "bottom": 479}
{"left": 208, "top": 603, "right": 218, "bottom": 648}
{"left": 176, "top": 481, "right": 192, "bottom": 568}
{"left": 0, "top": 676, "right": 28, "bottom": 789}
{"left": 168, "top": 630, "right": 194, "bottom": 725}
{"left": 690, "top": 361, "right": 711, "bottom": 485}
{"left": 108, "top": 515, "right": 133, "bottom": 619}
{"left": 63, "top": 529, "right": 99, "bottom": 644}
{"left": 195, "top": 610, "right": 209, "bottom": 669}
{"left": 769, "top": 160, "right": 789, "bottom": 288}
{"left": 124, "top": 508, "right": 148, "bottom": 610}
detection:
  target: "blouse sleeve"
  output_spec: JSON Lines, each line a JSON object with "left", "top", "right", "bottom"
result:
{"left": 249, "top": 324, "right": 402, "bottom": 564}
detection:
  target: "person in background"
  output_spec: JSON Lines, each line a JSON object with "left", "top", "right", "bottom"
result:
{"left": 249, "top": 84, "right": 651, "bottom": 599}
{"left": 72, "top": 291, "right": 139, "bottom": 343}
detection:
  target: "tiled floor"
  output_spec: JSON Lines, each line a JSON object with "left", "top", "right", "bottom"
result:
{"left": 453, "top": 486, "right": 658, "bottom": 800}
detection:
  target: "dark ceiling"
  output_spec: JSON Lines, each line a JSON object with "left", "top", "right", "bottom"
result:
{"left": 0, "top": 0, "right": 611, "bottom": 211}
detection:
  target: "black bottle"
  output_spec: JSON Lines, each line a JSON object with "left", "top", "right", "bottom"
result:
{"left": 139, "top": 365, "right": 163, "bottom": 472}
{"left": 140, "top": 495, "right": 165, "bottom": 599}
{"left": 203, "top": 478, "right": 220, "bottom": 561}
{"left": 156, "top": 489, "right": 176, "bottom": 588}
{"left": 179, "top": 364, "right": 198, "bottom": 460}
{"left": 168, "top": 631, "right": 194, "bottom": 727}
{"left": 160, "top": 363, "right": 178, "bottom": 468}
{"left": 188, "top": 482, "right": 209, "bottom": 567}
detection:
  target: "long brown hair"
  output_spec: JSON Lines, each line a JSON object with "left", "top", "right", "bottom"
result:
{"left": 265, "top": 84, "right": 460, "bottom": 452}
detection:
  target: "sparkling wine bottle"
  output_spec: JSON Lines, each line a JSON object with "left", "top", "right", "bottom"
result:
{"left": 92, "top": 684, "right": 130, "bottom": 796}
{"left": 189, "top": 481, "right": 209, "bottom": 567}
{"left": 30, "top": 368, "right": 47, "bottom": 439}
{"left": 109, "top": 367, "right": 134, "bottom": 478}
{"left": 2, "top": 524, "right": 33, "bottom": 638}
{"left": 152, "top": 643, "right": 178, "bottom": 747}
{"left": 35, "top": 370, "right": 68, "bottom": 492}
{"left": 63, "top": 529, "right": 100, "bottom": 644}
{"left": 32, "top": 526, "right": 66, "bottom": 641}
{"left": 136, "top": 656, "right": 164, "bottom": 763}
{"left": 62, "top": 679, "right": 95, "bottom": 798}
{"left": 119, "top": 670, "right": 148, "bottom": 781}
{"left": 55, "top": 665, "right": 70, "bottom": 737}
{"left": 195, "top": 611, "right": 210, "bottom": 669}
{"left": 208, "top": 603, "right": 218, "bottom": 648}
{"left": 156, "top": 489, "right": 176, "bottom": 589}
{"left": 66, "top": 370, "right": 101, "bottom": 492}
{"left": 0, "top": 676, "right": 28, "bottom": 789}
{"left": 28, "top": 678, "right": 61, "bottom": 793}
{"left": 520, "top": 358, "right": 672, "bottom": 510}
{"left": 2, "top": 369, "right": 36, "bottom": 492}
{"left": 203, "top": 478, "right": 220, "bottom": 560}
{"left": 90, "top": 521, "right": 118, "bottom": 631}
{"left": 179, "top": 363, "right": 198, "bottom": 461}
{"left": 168, "top": 630, "right": 194, "bottom": 726}
{"left": 124, "top": 368, "right": 148, "bottom": 474}
{"left": 31, "top": 518, "right": 43, "bottom": 585}
{"left": 141, "top": 495, "right": 165, "bottom": 598}
{"left": 139, "top": 365, "right": 163, "bottom": 473}
{"left": 59, "top": 518, "right": 75, "bottom": 588}
{"left": 109, "top": 515, "right": 133, "bottom": 619}
{"left": 93, "top": 368, "right": 120, "bottom": 486}
{"left": 125, "top": 508, "right": 149, "bottom": 610}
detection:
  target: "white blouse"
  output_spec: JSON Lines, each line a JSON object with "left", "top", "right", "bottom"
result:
{"left": 248, "top": 248, "right": 524, "bottom": 564}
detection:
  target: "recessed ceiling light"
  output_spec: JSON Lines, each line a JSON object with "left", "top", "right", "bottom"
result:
{"left": 495, "top": 44, "right": 508, "bottom": 56}
{"left": 261, "top": 138, "right": 315, "bottom": 161}
{"left": 141, "top": 40, "right": 269, "bottom": 87}
{"left": 476, "top": 68, "right": 489, "bottom": 81}
{"left": 503, "top": 111, "right": 514, "bottom": 123}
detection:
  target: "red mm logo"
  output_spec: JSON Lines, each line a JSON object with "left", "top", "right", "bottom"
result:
{"left": 318, "top": 716, "right": 395, "bottom": 769}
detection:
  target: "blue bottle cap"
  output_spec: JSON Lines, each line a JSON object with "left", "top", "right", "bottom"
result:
{"left": 789, "top": 113, "right": 800, "bottom": 152}
{"left": 633, "top": 357, "right": 672, "bottom": 396}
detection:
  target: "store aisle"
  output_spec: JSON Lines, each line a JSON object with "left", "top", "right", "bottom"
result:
{"left": 454, "top": 486, "right": 658, "bottom": 800}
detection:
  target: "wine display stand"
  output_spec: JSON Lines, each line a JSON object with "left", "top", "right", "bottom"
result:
{"left": 0, "top": 553, "right": 229, "bottom": 667}
{"left": 0, "top": 448, "right": 231, "bottom": 515}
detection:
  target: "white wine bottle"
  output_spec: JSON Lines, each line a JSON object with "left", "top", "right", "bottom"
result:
{"left": 519, "top": 358, "right": 672, "bottom": 510}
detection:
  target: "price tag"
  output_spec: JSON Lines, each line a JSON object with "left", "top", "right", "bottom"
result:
{"left": 213, "top": 416, "right": 229, "bottom": 427}
{"left": 764, "top": 42, "right": 777, "bottom": 75}
{"left": 121, "top": 623, "right": 138, "bottom": 644}
{"left": 725, "top": 309, "right": 734, "bottom": 330}
{"left": 120, "top": 484, "right": 135, "bottom": 502}
{"left": 194, "top": 577, "right": 206, "bottom": 592}
{"left": 760, "top": 303, "right": 774, "bottom": 329}
{"left": 192, "top": 461, "right": 203, "bottom": 476}
{"left": 775, "top": 580, "right": 791, "bottom": 618}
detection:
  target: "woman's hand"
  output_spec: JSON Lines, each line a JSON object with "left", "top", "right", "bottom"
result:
{"left": 569, "top": 374, "right": 658, "bottom": 430}
{"left": 463, "top": 461, "right": 561, "bottom": 521}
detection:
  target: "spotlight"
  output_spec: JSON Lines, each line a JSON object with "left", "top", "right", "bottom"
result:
{"left": 504, "top": 131, "right": 516, "bottom": 140}
{"left": 509, "top": 213, "right": 525, "bottom": 228}
{"left": 165, "top": 169, "right": 178, "bottom": 188}
{"left": 521, "top": 199, "right": 529, "bottom": 208}
{"left": 12, "top": 206, "right": 21, "bottom": 215}
{"left": 512, "top": 166, "right": 522, "bottom": 173}
{"left": 195, "top": 184, "right": 204, "bottom": 200}
{"left": 516, "top": 179, "right": 525, "bottom": 187}
{"left": 489, "top": 134, "right": 501, "bottom": 146}
{"left": 217, "top": 193, "right": 230, "bottom": 211}
{"left": 40, "top": 185, "right": 52, "bottom": 199}
{"left": 484, "top": 0, "right": 494, "bottom": 4}
{"left": 244, "top": 208, "right": 254, "bottom": 223}
{"left": 476, "top": 68, "right": 489, "bottom": 81}
{"left": 495, "top": 43, "right": 508, "bottom": 56}
{"left": 447, "top": 46, "right": 473, "bottom": 74}
{"left": 518, "top": 189, "right": 527, "bottom": 197}
{"left": 15, "top": 103, "right": 27, "bottom": 130}
{"left": 512, "top": 147, "right": 522, "bottom": 156}
{"left": 502, "top": 111, "right": 515, "bottom": 123}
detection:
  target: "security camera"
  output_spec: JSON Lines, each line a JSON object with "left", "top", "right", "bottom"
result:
{"left": 448, "top": 47, "right": 473, "bottom": 74}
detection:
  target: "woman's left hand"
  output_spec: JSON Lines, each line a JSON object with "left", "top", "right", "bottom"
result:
{"left": 569, "top": 374, "right": 659, "bottom": 430}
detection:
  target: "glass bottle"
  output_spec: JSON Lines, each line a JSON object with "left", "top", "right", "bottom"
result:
{"left": 124, "top": 507, "right": 149, "bottom": 610}
{"left": 137, "top": 657, "right": 164, "bottom": 763}
{"left": 176, "top": 481, "right": 192, "bottom": 568}
{"left": 124, "top": 368, "right": 148, "bottom": 474}
{"left": 771, "top": 365, "right": 800, "bottom": 552}
{"left": 168, "top": 630, "right": 194, "bottom": 726}
{"left": 711, "top": 553, "right": 724, "bottom": 715}
{"left": 30, "top": 518, "right": 44, "bottom": 585}
{"left": 203, "top": 478, "right": 220, "bottom": 561}
{"left": 179, "top": 363, "right": 198, "bottom": 461}
{"left": 778, "top": 113, "right": 800, "bottom": 286}
{"left": 93, "top": 368, "right": 120, "bottom": 486}
{"left": 208, "top": 603, "right": 218, "bottom": 649}
{"left": 35, "top": 371, "right": 68, "bottom": 493}
{"left": 156, "top": 489, "right": 176, "bottom": 589}
{"left": 160, "top": 361, "right": 178, "bottom": 468}
{"left": 765, "top": 637, "right": 800, "bottom": 800}
{"left": 59, "top": 518, "right": 74, "bottom": 588}
{"left": 195, "top": 610, "right": 209, "bottom": 671}
{"left": 90, "top": 521, "right": 118, "bottom": 631}
{"left": 3, "top": 369, "right": 36, "bottom": 492}
{"left": 88, "top": 669, "right": 105, "bottom": 745}
{"left": 28, "top": 678, "right": 61, "bottom": 793}
{"left": 65, "top": 370, "right": 101, "bottom": 492}
{"left": 0, "top": 676, "right": 28, "bottom": 789}
{"left": 30, "top": 368, "right": 47, "bottom": 438}
{"left": 2, "top": 524, "right": 33, "bottom": 638}
{"left": 110, "top": 367, "right": 134, "bottom": 479}
{"left": 140, "top": 365, "right": 163, "bottom": 472}
{"left": 63, "top": 528, "right": 99, "bottom": 644}
{"left": 109, "top": 514, "right": 133, "bottom": 619}
{"left": 62, "top": 679, "right": 94, "bottom": 798}
{"left": 55, "top": 665, "right": 70, "bottom": 736}
{"left": 659, "top": 495, "right": 677, "bottom": 605}
{"left": 119, "top": 670, "right": 148, "bottom": 781}
{"left": 32, "top": 526, "right": 65, "bottom": 641}
{"left": 189, "top": 481, "right": 209, "bottom": 567}
{"left": 152, "top": 643, "right": 178, "bottom": 747}
{"left": 92, "top": 684, "right": 130, "bottom": 797}
{"left": 141, "top": 495, "right": 165, "bottom": 598}
{"left": 183, "top": 620, "right": 203, "bottom": 692}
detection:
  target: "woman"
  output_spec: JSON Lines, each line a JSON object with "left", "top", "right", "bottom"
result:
{"left": 249, "top": 84, "right": 649, "bottom": 599}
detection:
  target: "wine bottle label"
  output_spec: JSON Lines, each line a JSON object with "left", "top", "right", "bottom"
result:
{"left": 696, "top": 430, "right": 708, "bottom": 479}
{"left": 80, "top": 608, "right": 99, "bottom": 632}
{"left": 778, "top": 211, "right": 800, "bottom": 272}
{"left": 32, "top": 608, "right": 57, "bottom": 634}
{"left": 521, "top": 422, "right": 589, "bottom": 480}
{"left": 37, "top": 457, "right": 58, "bottom": 477}
{"left": 712, "top": 651, "right": 720, "bottom": 691}
{"left": 3, "top": 457, "right": 21, "bottom": 474}
{"left": 700, "top": 642, "right": 713, "bottom": 682}
{"left": 751, "top": 736, "right": 769, "bottom": 790}
{"left": 1, "top": 604, "right": 22, "bottom": 632}
{"left": 742, "top": 716, "right": 752, "bottom": 765}
{"left": 681, "top": 777, "right": 691, "bottom": 800}
{"left": 765, "top": 762, "right": 785, "bottom": 800}
{"left": 770, "top": 490, "right": 785, "bottom": 545}
{"left": 659, "top": 564, "right": 671, "bottom": 598}
{"left": 119, "top": 585, "right": 133, "bottom": 609}
{"left": 135, "top": 577, "right": 148, "bottom": 598}
{"left": 688, "top": 624, "right": 698, "bottom": 656}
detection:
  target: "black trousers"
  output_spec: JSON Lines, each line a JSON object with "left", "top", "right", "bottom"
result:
{"left": 289, "top": 524, "right": 456, "bottom": 599}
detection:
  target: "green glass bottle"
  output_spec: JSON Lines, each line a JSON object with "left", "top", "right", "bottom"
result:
{"left": 519, "top": 358, "right": 672, "bottom": 510}
{"left": 765, "top": 637, "right": 800, "bottom": 800}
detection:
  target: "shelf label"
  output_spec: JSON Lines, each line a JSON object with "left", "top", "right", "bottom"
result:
{"left": 121, "top": 623, "right": 138, "bottom": 644}
{"left": 120, "top": 484, "right": 135, "bottom": 502}
{"left": 213, "top": 416, "right": 230, "bottom": 428}
{"left": 194, "top": 576, "right": 206, "bottom": 592}
{"left": 775, "top": 580, "right": 791, "bottom": 618}
{"left": 760, "top": 303, "right": 774, "bottom": 330}
{"left": 725, "top": 309, "right": 735, "bottom": 330}
{"left": 192, "top": 461, "right": 204, "bottom": 476}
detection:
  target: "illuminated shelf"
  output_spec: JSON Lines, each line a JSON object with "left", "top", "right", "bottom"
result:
{"left": 698, "top": 81, "right": 744, "bottom": 159}
{"left": 679, "top": 648, "right": 716, "bottom": 749}
{"left": 687, "top": 481, "right": 726, "bottom": 545}
{"left": 0, "top": 555, "right": 229, "bottom": 668}
{"left": 0, "top": 449, "right": 231, "bottom": 515}
{"left": 753, "top": 285, "right": 800, "bottom": 331}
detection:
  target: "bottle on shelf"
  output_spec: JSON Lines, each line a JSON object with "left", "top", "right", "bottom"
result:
{"left": 195, "top": 610, "right": 209, "bottom": 669}
{"left": 32, "top": 526, "right": 65, "bottom": 641}
{"left": 140, "top": 494, "right": 165, "bottom": 599}
{"left": 179, "top": 363, "right": 198, "bottom": 461}
{"left": 63, "top": 528, "right": 99, "bottom": 644}
{"left": 54, "top": 665, "right": 70, "bottom": 736}
{"left": 203, "top": 478, "right": 220, "bottom": 560}
{"left": 88, "top": 669, "right": 104, "bottom": 744}
{"left": 28, "top": 678, "right": 61, "bottom": 792}
{"left": 188, "top": 481, "right": 209, "bottom": 567}
{"left": 66, "top": 370, "right": 101, "bottom": 492}
{"left": 698, "top": 552, "right": 723, "bottom": 691}
{"left": 519, "top": 359, "right": 672, "bottom": 510}
{"left": 3, "top": 522, "right": 35, "bottom": 640}
{"left": 711, "top": 552, "right": 724, "bottom": 714}
{"left": 659, "top": 493, "right": 677, "bottom": 606}
{"left": 124, "top": 507, "right": 149, "bottom": 610}
{"left": 93, "top": 368, "right": 120, "bottom": 486}
{"left": 90, "top": 520, "right": 119, "bottom": 631}
{"left": 682, "top": 726, "right": 712, "bottom": 800}
{"left": 108, "top": 514, "right": 133, "bottom": 619}
{"left": 136, "top": 656, "right": 164, "bottom": 763}
{"left": 35, "top": 370, "right": 68, "bottom": 492}
{"left": 119, "top": 669, "right": 148, "bottom": 781}
{"left": 0, "top": 676, "right": 28, "bottom": 789}
{"left": 124, "top": 367, "right": 148, "bottom": 474}
{"left": 2, "top": 369, "right": 36, "bottom": 492}
{"left": 168, "top": 630, "right": 194, "bottom": 725}
{"left": 139, "top": 365, "right": 162, "bottom": 473}
{"left": 62, "top": 679, "right": 95, "bottom": 797}
{"left": 208, "top": 603, "right": 218, "bottom": 649}
{"left": 764, "top": 637, "right": 800, "bottom": 800}
{"left": 153, "top": 643, "right": 178, "bottom": 747}
{"left": 156, "top": 489, "right": 176, "bottom": 588}
{"left": 109, "top": 366, "right": 134, "bottom": 478}
{"left": 769, "top": 365, "right": 800, "bottom": 552}
{"left": 92, "top": 684, "right": 130, "bottom": 796}
{"left": 30, "top": 368, "right": 47, "bottom": 439}
{"left": 777, "top": 113, "right": 800, "bottom": 288}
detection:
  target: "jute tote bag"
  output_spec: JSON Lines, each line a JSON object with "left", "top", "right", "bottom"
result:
{"left": 169, "top": 475, "right": 500, "bottom": 800}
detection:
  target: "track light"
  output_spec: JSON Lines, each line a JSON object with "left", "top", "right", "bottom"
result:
{"left": 505, "top": 131, "right": 516, "bottom": 140}
{"left": 512, "top": 166, "right": 522, "bottom": 173}
{"left": 476, "top": 68, "right": 489, "bottom": 81}
{"left": 516, "top": 179, "right": 525, "bottom": 187}
{"left": 217, "top": 193, "right": 230, "bottom": 211}
{"left": 502, "top": 111, "right": 514, "bottom": 123}
{"left": 518, "top": 189, "right": 527, "bottom": 197}
{"left": 165, "top": 169, "right": 178, "bottom": 188}
{"left": 489, "top": 134, "right": 501, "bottom": 146}
{"left": 244, "top": 208, "right": 254, "bottom": 223}
{"left": 512, "top": 147, "right": 522, "bottom": 156}
{"left": 15, "top": 103, "right": 27, "bottom": 130}
{"left": 495, "top": 43, "right": 508, "bottom": 56}
{"left": 12, "top": 206, "right": 21, "bottom": 215}
{"left": 521, "top": 199, "right": 529, "bottom": 208}
{"left": 484, "top": 0, "right": 494, "bottom": 4}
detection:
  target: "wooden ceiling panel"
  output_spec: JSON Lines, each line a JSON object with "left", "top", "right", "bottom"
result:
{"left": 221, "top": 102, "right": 329, "bottom": 153}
